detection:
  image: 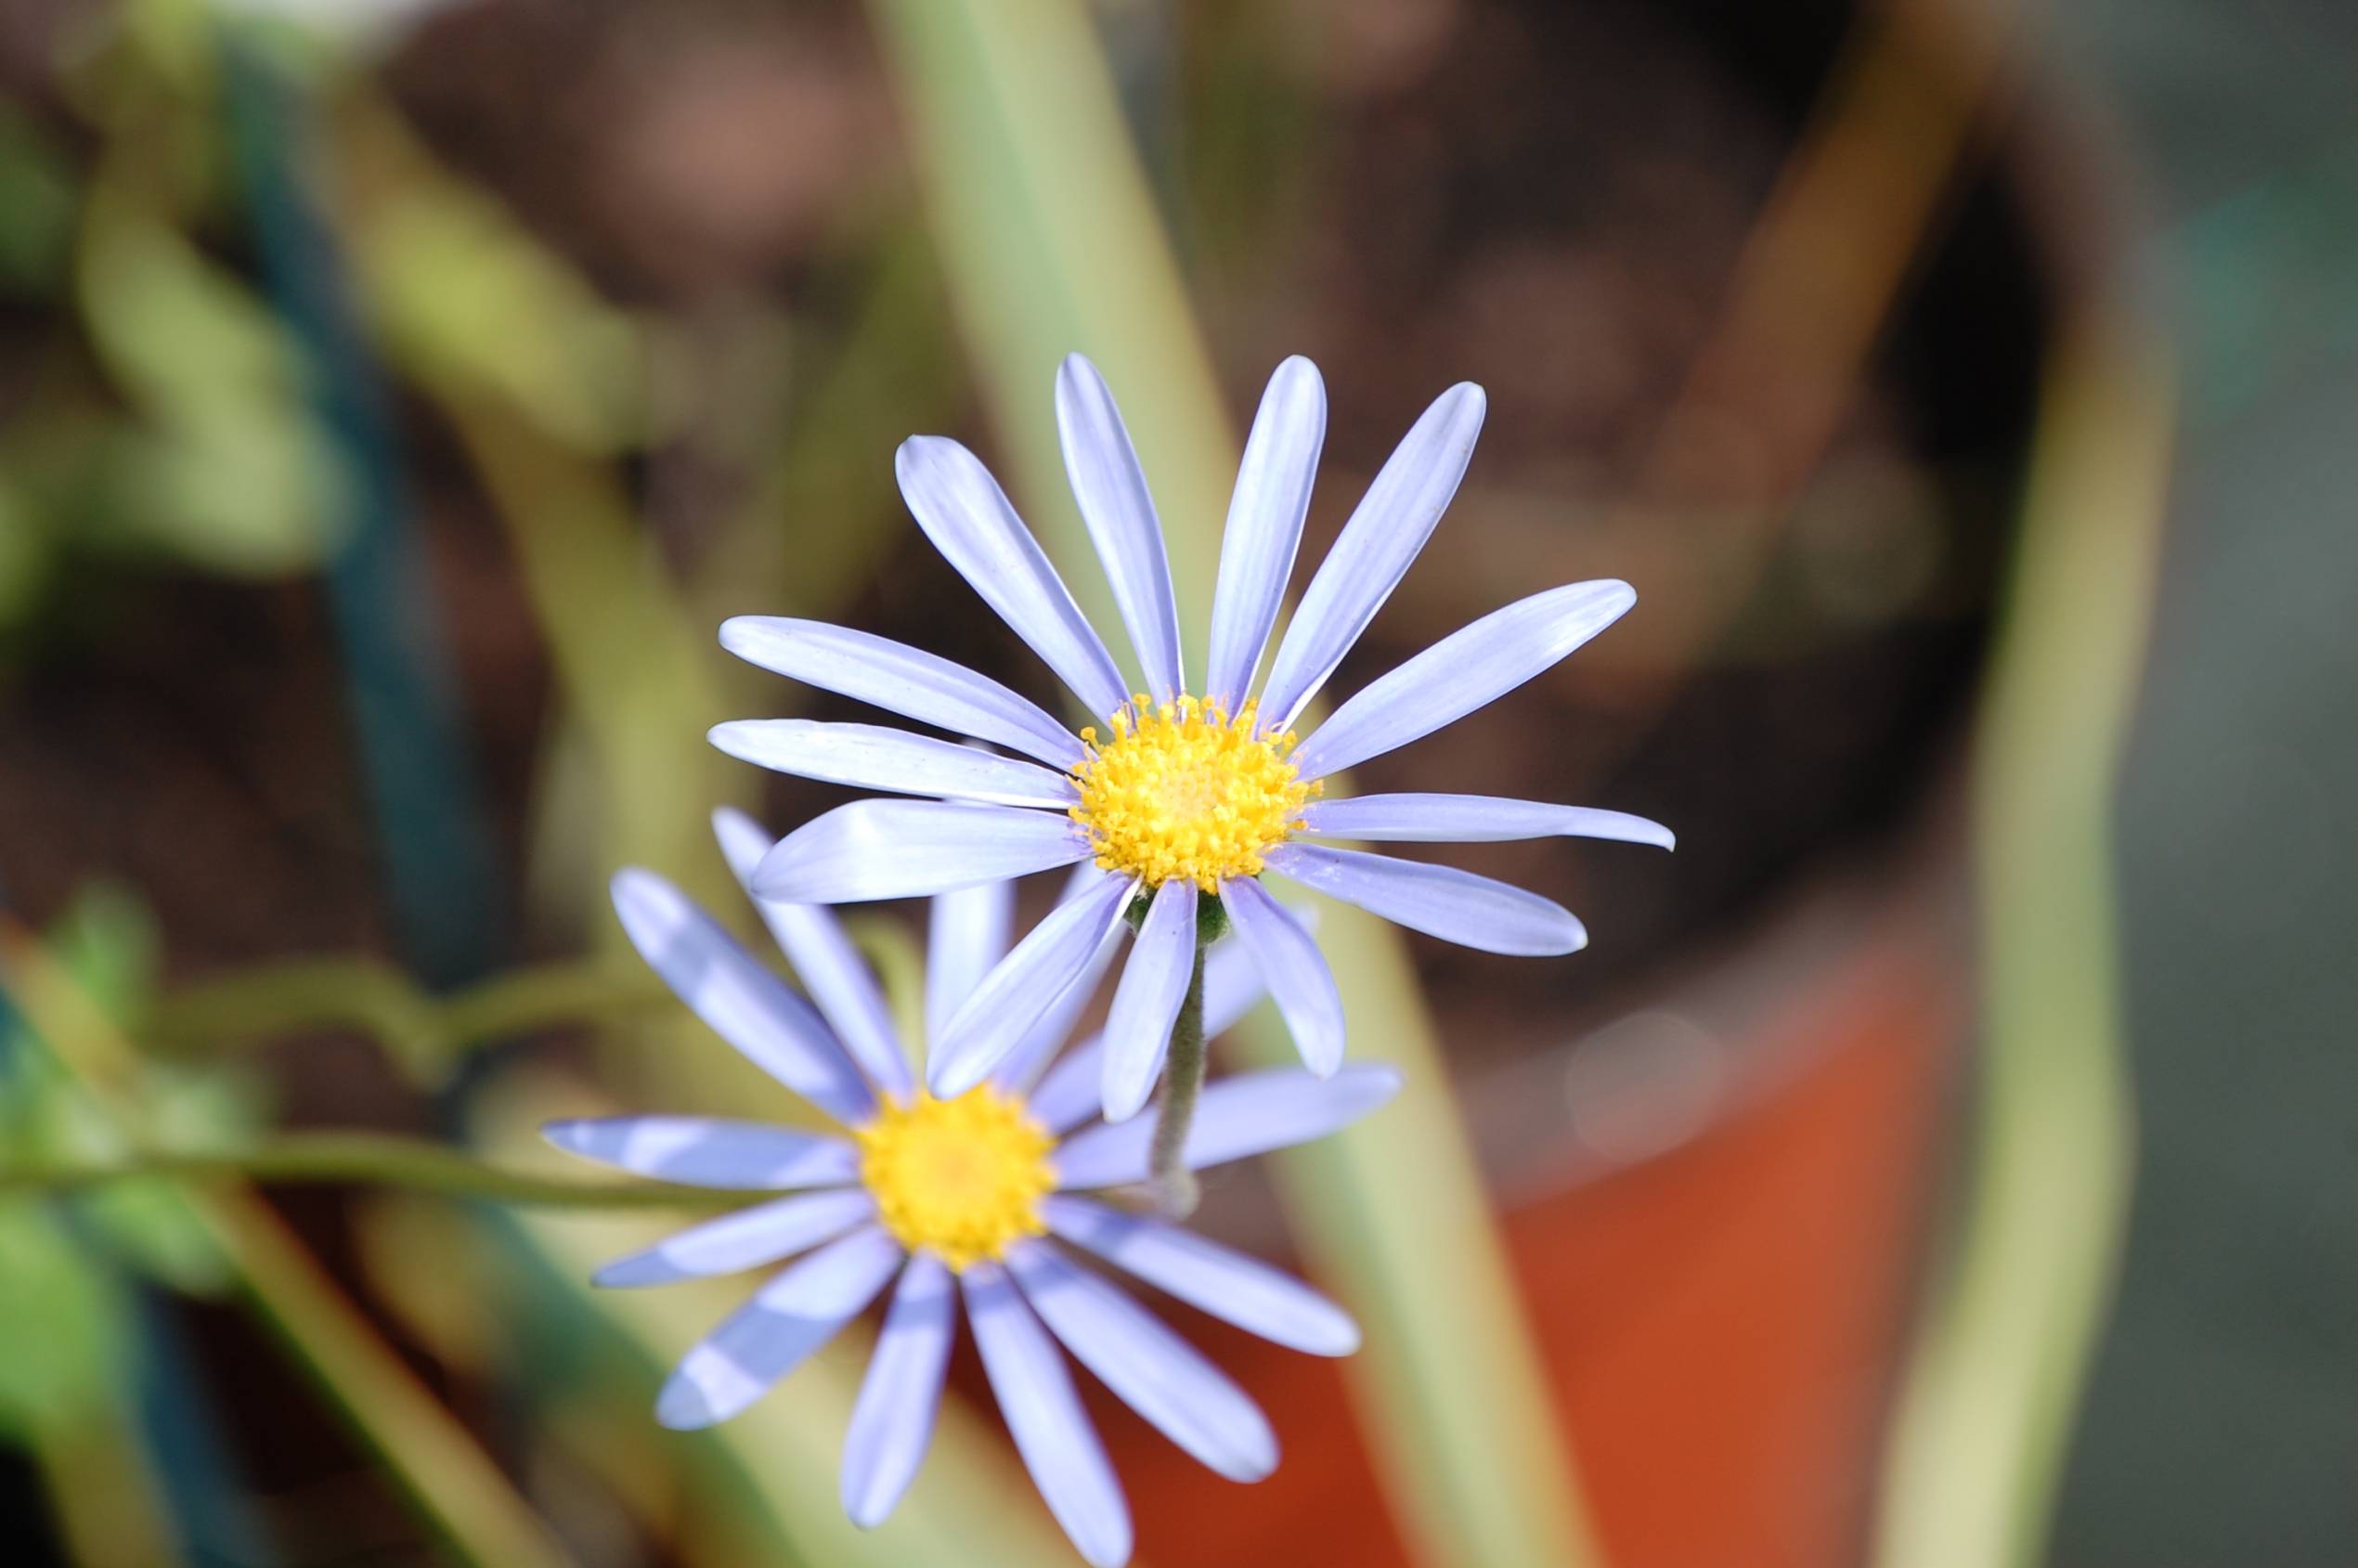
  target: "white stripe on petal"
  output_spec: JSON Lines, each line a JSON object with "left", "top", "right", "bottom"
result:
{"left": 752, "top": 800, "right": 1090, "bottom": 905}
{"left": 719, "top": 616, "right": 1082, "bottom": 769}
{"left": 541, "top": 1116, "right": 860, "bottom": 1189}
{"left": 594, "top": 1189, "right": 875, "bottom": 1288}
{"left": 654, "top": 1226, "right": 902, "bottom": 1430}
{"left": 931, "top": 874, "right": 1136, "bottom": 1097}
{"left": 1219, "top": 876, "right": 1344, "bottom": 1077}
{"left": 1045, "top": 1195, "right": 1358, "bottom": 1354}
{"left": 1291, "top": 580, "right": 1635, "bottom": 780}
{"left": 1098, "top": 879, "right": 1198, "bottom": 1124}
{"left": 1030, "top": 931, "right": 1271, "bottom": 1134}
{"left": 896, "top": 435, "right": 1131, "bottom": 720}
{"left": 1264, "top": 842, "right": 1586, "bottom": 955}
{"left": 1056, "top": 356, "right": 1184, "bottom": 704}
{"left": 926, "top": 878, "right": 1015, "bottom": 1050}
{"left": 1205, "top": 356, "right": 1325, "bottom": 713}
{"left": 962, "top": 1261, "right": 1132, "bottom": 1568}
{"left": 716, "top": 809, "right": 912, "bottom": 1097}
{"left": 1008, "top": 1239, "right": 1276, "bottom": 1482}
{"left": 1053, "top": 1064, "right": 1402, "bottom": 1189}
{"left": 842, "top": 1253, "right": 955, "bottom": 1529}
{"left": 610, "top": 870, "right": 873, "bottom": 1124}
{"left": 711, "top": 720, "right": 1078, "bottom": 810}
{"left": 1301, "top": 792, "right": 1674, "bottom": 849}
{"left": 1256, "top": 382, "right": 1485, "bottom": 732}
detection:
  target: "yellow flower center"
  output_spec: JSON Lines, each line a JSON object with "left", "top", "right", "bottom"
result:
{"left": 857, "top": 1086, "right": 1056, "bottom": 1271}
{"left": 1069, "top": 694, "right": 1317, "bottom": 892}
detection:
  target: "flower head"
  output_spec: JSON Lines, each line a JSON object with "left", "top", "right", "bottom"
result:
{"left": 546, "top": 810, "right": 1397, "bottom": 1567}
{"left": 709, "top": 354, "right": 1671, "bottom": 1121}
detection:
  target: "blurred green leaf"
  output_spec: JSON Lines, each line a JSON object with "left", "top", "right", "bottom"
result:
{"left": 0, "top": 1200, "right": 127, "bottom": 1440}
{"left": 77, "top": 195, "right": 341, "bottom": 573}
{"left": 0, "top": 108, "right": 79, "bottom": 294}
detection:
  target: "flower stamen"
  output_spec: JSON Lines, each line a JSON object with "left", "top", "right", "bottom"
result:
{"left": 1069, "top": 694, "right": 1316, "bottom": 892}
{"left": 858, "top": 1086, "right": 1056, "bottom": 1271}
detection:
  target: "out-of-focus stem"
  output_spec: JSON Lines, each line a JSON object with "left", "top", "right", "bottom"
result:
{"left": 1145, "top": 944, "right": 1208, "bottom": 1219}
{"left": 0, "top": 919, "right": 577, "bottom": 1568}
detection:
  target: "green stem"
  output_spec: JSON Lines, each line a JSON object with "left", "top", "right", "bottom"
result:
{"left": 0, "top": 1132, "right": 742, "bottom": 1211}
{"left": 1146, "top": 941, "right": 1209, "bottom": 1219}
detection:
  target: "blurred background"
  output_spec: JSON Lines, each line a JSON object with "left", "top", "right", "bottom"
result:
{"left": 0, "top": 0, "right": 2348, "bottom": 1563}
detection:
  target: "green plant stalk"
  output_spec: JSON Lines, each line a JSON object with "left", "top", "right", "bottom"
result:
{"left": 27, "top": 1397, "right": 178, "bottom": 1568}
{"left": 1871, "top": 305, "right": 2170, "bottom": 1566}
{"left": 0, "top": 922, "right": 577, "bottom": 1568}
{"left": 863, "top": 2, "right": 1599, "bottom": 1562}
{"left": 1146, "top": 943, "right": 1209, "bottom": 1218}
{"left": 0, "top": 1131, "right": 743, "bottom": 1211}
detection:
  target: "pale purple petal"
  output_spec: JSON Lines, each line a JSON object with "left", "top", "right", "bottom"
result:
{"left": 1218, "top": 876, "right": 1344, "bottom": 1077}
{"left": 1301, "top": 792, "right": 1675, "bottom": 849}
{"left": 1053, "top": 1064, "right": 1403, "bottom": 1189}
{"left": 1255, "top": 382, "right": 1485, "bottom": 732}
{"left": 1291, "top": 580, "right": 1635, "bottom": 780}
{"left": 1056, "top": 356, "right": 1184, "bottom": 704}
{"left": 1030, "top": 932, "right": 1272, "bottom": 1134}
{"left": 842, "top": 1253, "right": 955, "bottom": 1529}
{"left": 926, "top": 877, "right": 1014, "bottom": 1050}
{"left": 594, "top": 1189, "right": 875, "bottom": 1288}
{"left": 1098, "top": 879, "right": 1198, "bottom": 1124}
{"left": 990, "top": 914, "right": 1123, "bottom": 1094}
{"left": 719, "top": 616, "right": 1082, "bottom": 769}
{"left": 1263, "top": 842, "right": 1585, "bottom": 955}
{"left": 931, "top": 873, "right": 1137, "bottom": 1098}
{"left": 655, "top": 1226, "right": 902, "bottom": 1430}
{"left": 541, "top": 1116, "right": 859, "bottom": 1189}
{"left": 1045, "top": 1196, "right": 1358, "bottom": 1354}
{"left": 710, "top": 720, "right": 1077, "bottom": 810}
{"left": 896, "top": 435, "right": 1130, "bottom": 720}
{"left": 962, "top": 1261, "right": 1132, "bottom": 1568}
{"left": 1205, "top": 356, "right": 1325, "bottom": 712}
{"left": 751, "top": 800, "right": 1090, "bottom": 904}
{"left": 610, "top": 869, "right": 873, "bottom": 1125}
{"left": 1008, "top": 1239, "right": 1276, "bottom": 1482}
{"left": 715, "top": 808, "right": 912, "bottom": 1097}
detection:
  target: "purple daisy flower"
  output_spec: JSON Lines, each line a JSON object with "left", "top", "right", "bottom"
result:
{"left": 545, "top": 809, "right": 1396, "bottom": 1567}
{"left": 712, "top": 354, "right": 1669, "bottom": 1121}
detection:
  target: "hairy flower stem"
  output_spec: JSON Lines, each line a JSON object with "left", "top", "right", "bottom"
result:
{"left": 1146, "top": 941, "right": 1210, "bottom": 1218}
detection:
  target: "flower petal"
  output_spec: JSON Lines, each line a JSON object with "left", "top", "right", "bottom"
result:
{"left": 1255, "top": 382, "right": 1485, "bottom": 731}
{"left": 719, "top": 616, "right": 1082, "bottom": 769}
{"left": 842, "top": 1253, "right": 955, "bottom": 1529}
{"left": 1030, "top": 931, "right": 1276, "bottom": 1133}
{"left": 610, "top": 870, "right": 873, "bottom": 1124}
{"left": 716, "top": 808, "right": 912, "bottom": 1097}
{"left": 991, "top": 904, "right": 1124, "bottom": 1094}
{"left": 751, "top": 800, "right": 1090, "bottom": 905}
{"left": 1205, "top": 356, "right": 1325, "bottom": 713}
{"left": 897, "top": 435, "right": 1130, "bottom": 720}
{"left": 541, "top": 1116, "right": 860, "bottom": 1189}
{"left": 654, "top": 1226, "right": 902, "bottom": 1430}
{"left": 926, "top": 877, "right": 1015, "bottom": 1050}
{"left": 1053, "top": 1064, "right": 1402, "bottom": 1189}
{"left": 1098, "top": 879, "right": 1198, "bottom": 1124}
{"left": 1291, "top": 580, "right": 1635, "bottom": 780}
{"left": 1263, "top": 842, "right": 1586, "bottom": 955}
{"left": 1008, "top": 1239, "right": 1276, "bottom": 1482}
{"left": 594, "top": 1189, "right": 875, "bottom": 1288}
{"left": 1218, "top": 876, "right": 1344, "bottom": 1077}
{"left": 710, "top": 720, "right": 1077, "bottom": 810}
{"left": 931, "top": 873, "right": 1137, "bottom": 1097}
{"left": 962, "top": 1261, "right": 1132, "bottom": 1568}
{"left": 1301, "top": 792, "right": 1675, "bottom": 849}
{"left": 1045, "top": 1195, "right": 1358, "bottom": 1354}
{"left": 1056, "top": 356, "right": 1184, "bottom": 704}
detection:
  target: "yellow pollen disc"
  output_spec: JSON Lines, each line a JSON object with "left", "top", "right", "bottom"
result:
{"left": 1069, "top": 694, "right": 1318, "bottom": 892}
{"left": 857, "top": 1086, "right": 1056, "bottom": 1271}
